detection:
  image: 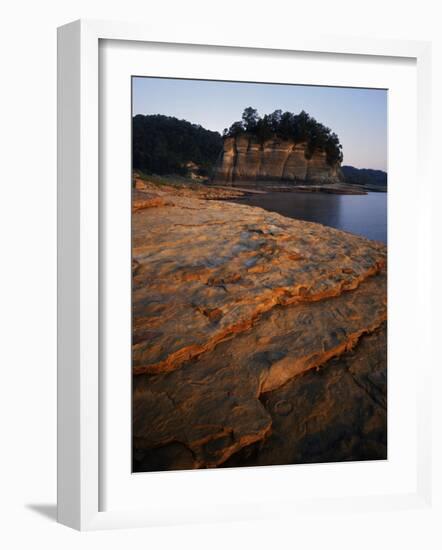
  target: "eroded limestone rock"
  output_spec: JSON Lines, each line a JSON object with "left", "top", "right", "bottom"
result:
{"left": 132, "top": 188, "right": 386, "bottom": 375}
{"left": 133, "top": 275, "right": 386, "bottom": 469}
{"left": 222, "top": 323, "right": 387, "bottom": 467}
{"left": 131, "top": 184, "right": 387, "bottom": 471}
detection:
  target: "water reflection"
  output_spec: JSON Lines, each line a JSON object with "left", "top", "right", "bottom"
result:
{"left": 232, "top": 191, "right": 387, "bottom": 243}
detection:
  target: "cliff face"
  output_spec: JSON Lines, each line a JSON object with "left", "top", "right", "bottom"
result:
{"left": 214, "top": 134, "right": 342, "bottom": 184}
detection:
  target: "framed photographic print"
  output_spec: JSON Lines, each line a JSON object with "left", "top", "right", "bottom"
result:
{"left": 57, "top": 19, "right": 432, "bottom": 530}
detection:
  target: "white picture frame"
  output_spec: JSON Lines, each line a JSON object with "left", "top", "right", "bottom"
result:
{"left": 57, "top": 19, "right": 433, "bottom": 531}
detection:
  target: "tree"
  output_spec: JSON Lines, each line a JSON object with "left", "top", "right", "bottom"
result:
{"left": 241, "top": 107, "right": 260, "bottom": 132}
{"left": 268, "top": 110, "right": 282, "bottom": 132}
{"left": 291, "top": 110, "right": 311, "bottom": 142}
{"left": 255, "top": 115, "right": 273, "bottom": 143}
{"left": 227, "top": 120, "right": 245, "bottom": 137}
{"left": 277, "top": 111, "right": 295, "bottom": 140}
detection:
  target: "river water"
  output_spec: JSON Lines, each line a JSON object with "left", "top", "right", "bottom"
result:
{"left": 231, "top": 190, "right": 387, "bottom": 244}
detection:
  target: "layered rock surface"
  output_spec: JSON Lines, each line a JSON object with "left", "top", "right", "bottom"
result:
{"left": 221, "top": 323, "right": 387, "bottom": 468}
{"left": 132, "top": 181, "right": 387, "bottom": 470}
{"left": 214, "top": 135, "right": 342, "bottom": 184}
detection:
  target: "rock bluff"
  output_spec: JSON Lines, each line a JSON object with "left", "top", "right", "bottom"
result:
{"left": 214, "top": 134, "right": 343, "bottom": 184}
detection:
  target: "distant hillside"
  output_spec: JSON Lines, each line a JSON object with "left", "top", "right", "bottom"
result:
{"left": 133, "top": 114, "right": 222, "bottom": 177}
{"left": 341, "top": 165, "right": 387, "bottom": 187}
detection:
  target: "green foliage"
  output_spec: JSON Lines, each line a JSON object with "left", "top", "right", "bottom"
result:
{"left": 241, "top": 107, "right": 260, "bottom": 132}
{"left": 133, "top": 114, "right": 222, "bottom": 176}
{"left": 224, "top": 107, "right": 343, "bottom": 165}
{"left": 223, "top": 120, "right": 245, "bottom": 137}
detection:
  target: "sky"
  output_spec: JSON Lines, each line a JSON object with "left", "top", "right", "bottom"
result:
{"left": 132, "top": 77, "right": 387, "bottom": 171}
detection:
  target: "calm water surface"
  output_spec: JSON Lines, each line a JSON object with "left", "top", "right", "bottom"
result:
{"left": 232, "top": 191, "right": 387, "bottom": 244}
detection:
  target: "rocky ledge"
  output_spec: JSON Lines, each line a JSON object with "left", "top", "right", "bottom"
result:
{"left": 132, "top": 179, "right": 387, "bottom": 471}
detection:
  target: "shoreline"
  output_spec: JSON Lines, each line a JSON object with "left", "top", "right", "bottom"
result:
{"left": 223, "top": 189, "right": 387, "bottom": 245}
{"left": 207, "top": 181, "right": 387, "bottom": 195}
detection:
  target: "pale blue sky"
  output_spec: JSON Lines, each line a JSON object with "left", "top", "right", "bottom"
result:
{"left": 132, "top": 77, "right": 387, "bottom": 171}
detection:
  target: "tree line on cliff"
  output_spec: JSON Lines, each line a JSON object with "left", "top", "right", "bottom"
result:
{"left": 224, "top": 107, "right": 343, "bottom": 166}
{"left": 132, "top": 108, "right": 346, "bottom": 176}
